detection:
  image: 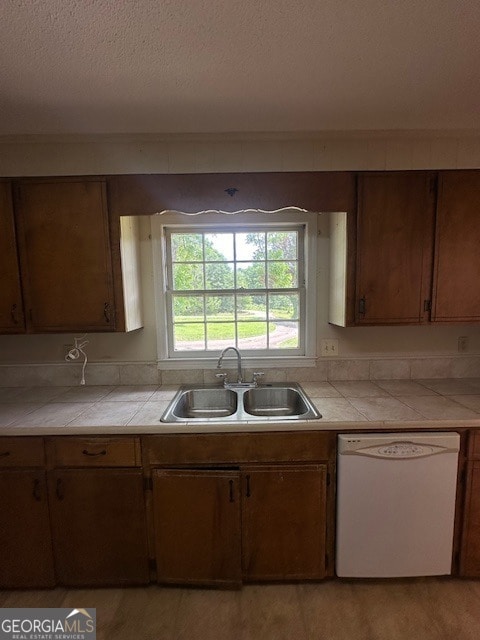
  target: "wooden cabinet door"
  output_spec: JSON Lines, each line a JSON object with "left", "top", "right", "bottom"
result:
{"left": 461, "top": 461, "right": 480, "bottom": 576}
{"left": 49, "top": 468, "right": 149, "bottom": 586}
{"left": 15, "top": 179, "right": 115, "bottom": 332}
{"left": 432, "top": 171, "right": 480, "bottom": 321}
{"left": 242, "top": 465, "right": 327, "bottom": 581}
{"left": 0, "top": 470, "right": 55, "bottom": 587}
{"left": 152, "top": 469, "right": 242, "bottom": 587}
{"left": 355, "top": 172, "right": 435, "bottom": 324}
{"left": 0, "top": 181, "right": 24, "bottom": 333}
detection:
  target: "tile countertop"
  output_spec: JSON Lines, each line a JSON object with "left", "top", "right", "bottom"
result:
{"left": 2, "top": 379, "right": 480, "bottom": 436}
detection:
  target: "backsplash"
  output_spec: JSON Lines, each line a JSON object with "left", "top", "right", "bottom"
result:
{"left": 0, "top": 356, "right": 479, "bottom": 387}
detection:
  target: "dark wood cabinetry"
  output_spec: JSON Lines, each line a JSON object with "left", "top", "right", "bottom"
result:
{"left": 242, "top": 465, "right": 327, "bottom": 581}
{"left": 46, "top": 436, "right": 149, "bottom": 586}
{"left": 460, "top": 432, "right": 480, "bottom": 576}
{"left": 331, "top": 169, "right": 480, "bottom": 326}
{"left": 0, "top": 181, "right": 24, "bottom": 333}
{"left": 0, "top": 438, "right": 55, "bottom": 588}
{"left": 49, "top": 468, "right": 149, "bottom": 586}
{"left": 0, "top": 177, "right": 142, "bottom": 335}
{"left": 153, "top": 469, "right": 242, "bottom": 587}
{"left": 354, "top": 172, "right": 435, "bottom": 324}
{"left": 15, "top": 179, "right": 116, "bottom": 332}
{"left": 152, "top": 464, "right": 327, "bottom": 587}
{"left": 432, "top": 171, "right": 480, "bottom": 322}
{"left": 145, "top": 433, "right": 334, "bottom": 587}
{"left": 0, "top": 471, "right": 55, "bottom": 588}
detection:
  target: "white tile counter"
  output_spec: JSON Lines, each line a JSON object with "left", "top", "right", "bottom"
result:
{"left": 2, "top": 379, "right": 480, "bottom": 435}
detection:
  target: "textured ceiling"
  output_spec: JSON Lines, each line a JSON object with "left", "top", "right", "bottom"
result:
{"left": 0, "top": 0, "right": 479, "bottom": 134}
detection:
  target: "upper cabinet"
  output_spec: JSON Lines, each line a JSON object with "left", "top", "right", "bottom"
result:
{"left": 354, "top": 172, "right": 435, "bottom": 324}
{"left": 15, "top": 179, "right": 114, "bottom": 332}
{"left": 10, "top": 178, "right": 142, "bottom": 334}
{"left": 432, "top": 171, "right": 480, "bottom": 322}
{"left": 330, "top": 170, "right": 480, "bottom": 327}
{"left": 0, "top": 181, "right": 24, "bottom": 333}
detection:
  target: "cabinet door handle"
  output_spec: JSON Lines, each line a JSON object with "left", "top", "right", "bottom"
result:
{"left": 104, "top": 302, "right": 111, "bottom": 323}
{"left": 33, "top": 479, "right": 42, "bottom": 501}
{"left": 56, "top": 478, "right": 64, "bottom": 500}
{"left": 358, "top": 296, "right": 366, "bottom": 315}
{"left": 0, "top": 451, "right": 10, "bottom": 458}
{"left": 229, "top": 479, "right": 234, "bottom": 503}
{"left": 245, "top": 474, "right": 251, "bottom": 497}
{"left": 82, "top": 449, "right": 107, "bottom": 457}
{"left": 11, "top": 304, "right": 19, "bottom": 325}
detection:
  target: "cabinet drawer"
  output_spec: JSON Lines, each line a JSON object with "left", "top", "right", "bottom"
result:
{"left": 47, "top": 437, "right": 140, "bottom": 467}
{"left": 0, "top": 437, "right": 45, "bottom": 467}
{"left": 143, "top": 432, "right": 335, "bottom": 466}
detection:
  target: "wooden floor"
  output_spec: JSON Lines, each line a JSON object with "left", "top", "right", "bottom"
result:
{"left": 2, "top": 579, "right": 480, "bottom": 639}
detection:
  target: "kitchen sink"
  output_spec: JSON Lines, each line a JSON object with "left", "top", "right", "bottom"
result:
{"left": 243, "top": 386, "right": 311, "bottom": 417}
{"left": 161, "top": 383, "right": 321, "bottom": 423}
{"left": 166, "top": 388, "right": 238, "bottom": 419}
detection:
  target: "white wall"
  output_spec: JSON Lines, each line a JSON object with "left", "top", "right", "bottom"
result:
{"left": 1, "top": 132, "right": 480, "bottom": 365}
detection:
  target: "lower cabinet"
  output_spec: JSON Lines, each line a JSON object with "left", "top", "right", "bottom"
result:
{"left": 152, "top": 464, "right": 328, "bottom": 587}
{"left": 1, "top": 433, "right": 332, "bottom": 589}
{"left": 461, "top": 462, "right": 480, "bottom": 575}
{"left": 460, "top": 432, "right": 480, "bottom": 577}
{"left": 242, "top": 465, "right": 327, "bottom": 581}
{"left": 0, "top": 469, "right": 55, "bottom": 588}
{"left": 49, "top": 468, "right": 149, "bottom": 586}
{"left": 153, "top": 469, "right": 242, "bottom": 587}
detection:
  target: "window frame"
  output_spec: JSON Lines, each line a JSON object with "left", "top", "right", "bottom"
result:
{"left": 152, "top": 211, "right": 318, "bottom": 368}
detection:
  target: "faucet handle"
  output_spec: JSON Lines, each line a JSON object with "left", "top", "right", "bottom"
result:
{"left": 252, "top": 371, "right": 264, "bottom": 385}
{"left": 215, "top": 372, "right": 228, "bottom": 385}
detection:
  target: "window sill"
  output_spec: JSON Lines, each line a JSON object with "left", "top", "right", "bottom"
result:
{"left": 157, "top": 356, "right": 317, "bottom": 370}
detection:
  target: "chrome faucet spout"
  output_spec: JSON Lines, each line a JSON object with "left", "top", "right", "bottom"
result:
{"left": 217, "top": 346, "right": 243, "bottom": 383}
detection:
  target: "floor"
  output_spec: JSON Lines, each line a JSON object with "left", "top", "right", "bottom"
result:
{"left": 2, "top": 579, "right": 480, "bottom": 640}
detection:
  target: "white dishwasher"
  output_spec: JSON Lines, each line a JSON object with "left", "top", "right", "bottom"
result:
{"left": 336, "top": 432, "right": 460, "bottom": 578}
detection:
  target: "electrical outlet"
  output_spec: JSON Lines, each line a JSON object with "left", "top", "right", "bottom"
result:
{"left": 320, "top": 339, "right": 339, "bottom": 357}
{"left": 458, "top": 336, "right": 468, "bottom": 353}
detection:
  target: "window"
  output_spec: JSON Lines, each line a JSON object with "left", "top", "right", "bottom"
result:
{"left": 152, "top": 212, "right": 317, "bottom": 366}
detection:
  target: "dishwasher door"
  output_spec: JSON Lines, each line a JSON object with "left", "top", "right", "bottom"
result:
{"left": 336, "top": 432, "right": 460, "bottom": 578}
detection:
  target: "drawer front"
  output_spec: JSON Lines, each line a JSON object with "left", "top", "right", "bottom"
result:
{"left": 48, "top": 437, "right": 140, "bottom": 467}
{"left": 143, "top": 432, "right": 334, "bottom": 466}
{"left": 0, "top": 437, "right": 45, "bottom": 467}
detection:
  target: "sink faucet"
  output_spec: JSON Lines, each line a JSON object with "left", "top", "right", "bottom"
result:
{"left": 217, "top": 346, "right": 243, "bottom": 383}
{"left": 216, "top": 347, "right": 265, "bottom": 387}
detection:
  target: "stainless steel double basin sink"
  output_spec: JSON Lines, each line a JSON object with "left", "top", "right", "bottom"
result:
{"left": 161, "top": 383, "right": 322, "bottom": 423}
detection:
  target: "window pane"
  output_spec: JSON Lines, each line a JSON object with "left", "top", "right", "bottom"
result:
{"left": 237, "top": 293, "right": 266, "bottom": 320}
{"left": 268, "top": 293, "right": 299, "bottom": 320}
{"left": 274, "top": 322, "right": 299, "bottom": 349}
{"left": 267, "top": 231, "right": 297, "bottom": 260}
{"left": 171, "top": 233, "right": 203, "bottom": 262}
{"left": 173, "top": 323, "right": 205, "bottom": 351}
{"left": 206, "top": 322, "right": 235, "bottom": 349}
{"left": 205, "top": 233, "right": 234, "bottom": 261}
{"left": 236, "top": 262, "right": 265, "bottom": 289}
{"left": 267, "top": 262, "right": 298, "bottom": 288}
{"left": 173, "top": 295, "right": 204, "bottom": 321}
{"left": 236, "top": 232, "right": 265, "bottom": 260}
{"left": 172, "top": 263, "right": 204, "bottom": 290}
{"left": 205, "top": 262, "right": 234, "bottom": 289}
{"left": 205, "top": 295, "right": 234, "bottom": 320}
{"left": 237, "top": 322, "right": 268, "bottom": 349}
